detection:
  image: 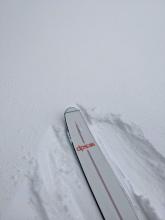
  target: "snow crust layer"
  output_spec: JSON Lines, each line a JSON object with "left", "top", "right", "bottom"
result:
{"left": 2, "top": 107, "right": 165, "bottom": 220}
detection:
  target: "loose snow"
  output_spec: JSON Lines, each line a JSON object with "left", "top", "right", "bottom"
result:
{"left": 2, "top": 106, "right": 165, "bottom": 220}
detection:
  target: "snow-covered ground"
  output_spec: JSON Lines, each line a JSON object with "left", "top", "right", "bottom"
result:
{"left": 0, "top": 0, "right": 165, "bottom": 219}
{"left": 1, "top": 106, "right": 165, "bottom": 220}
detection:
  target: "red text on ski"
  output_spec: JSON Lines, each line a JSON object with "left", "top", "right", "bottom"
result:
{"left": 76, "top": 143, "right": 96, "bottom": 152}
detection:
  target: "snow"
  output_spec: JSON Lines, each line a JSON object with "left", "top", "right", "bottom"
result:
{"left": 0, "top": 0, "right": 165, "bottom": 219}
{"left": 1, "top": 107, "right": 165, "bottom": 220}
{"left": 2, "top": 123, "right": 102, "bottom": 220}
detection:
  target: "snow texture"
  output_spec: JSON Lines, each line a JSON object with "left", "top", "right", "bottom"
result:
{"left": 1, "top": 1, "right": 165, "bottom": 219}
{"left": 2, "top": 106, "right": 165, "bottom": 220}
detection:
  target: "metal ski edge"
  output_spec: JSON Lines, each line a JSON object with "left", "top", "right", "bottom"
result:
{"left": 64, "top": 107, "right": 80, "bottom": 115}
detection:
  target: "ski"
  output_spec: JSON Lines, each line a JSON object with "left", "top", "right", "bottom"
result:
{"left": 64, "top": 107, "right": 139, "bottom": 220}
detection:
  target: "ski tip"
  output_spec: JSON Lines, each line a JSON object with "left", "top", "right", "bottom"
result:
{"left": 64, "top": 107, "right": 80, "bottom": 115}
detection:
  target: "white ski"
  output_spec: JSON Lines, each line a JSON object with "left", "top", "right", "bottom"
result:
{"left": 64, "top": 107, "right": 139, "bottom": 220}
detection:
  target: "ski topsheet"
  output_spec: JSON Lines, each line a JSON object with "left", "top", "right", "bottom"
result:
{"left": 64, "top": 107, "right": 139, "bottom": 220}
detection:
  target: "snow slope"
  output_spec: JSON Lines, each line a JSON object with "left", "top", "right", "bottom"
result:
{"left": 2, "top": 106, "right": 165, "bottom": 220}
{"left": 1, "top": 0, "right": 165, "bottom": 217}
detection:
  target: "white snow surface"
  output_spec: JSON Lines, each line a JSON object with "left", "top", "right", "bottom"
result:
{"left": 1, "top": 106, "right": 165, "bottom": 220}
{"left": 1, "top": 1, "right": 165, "bottom": 219}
